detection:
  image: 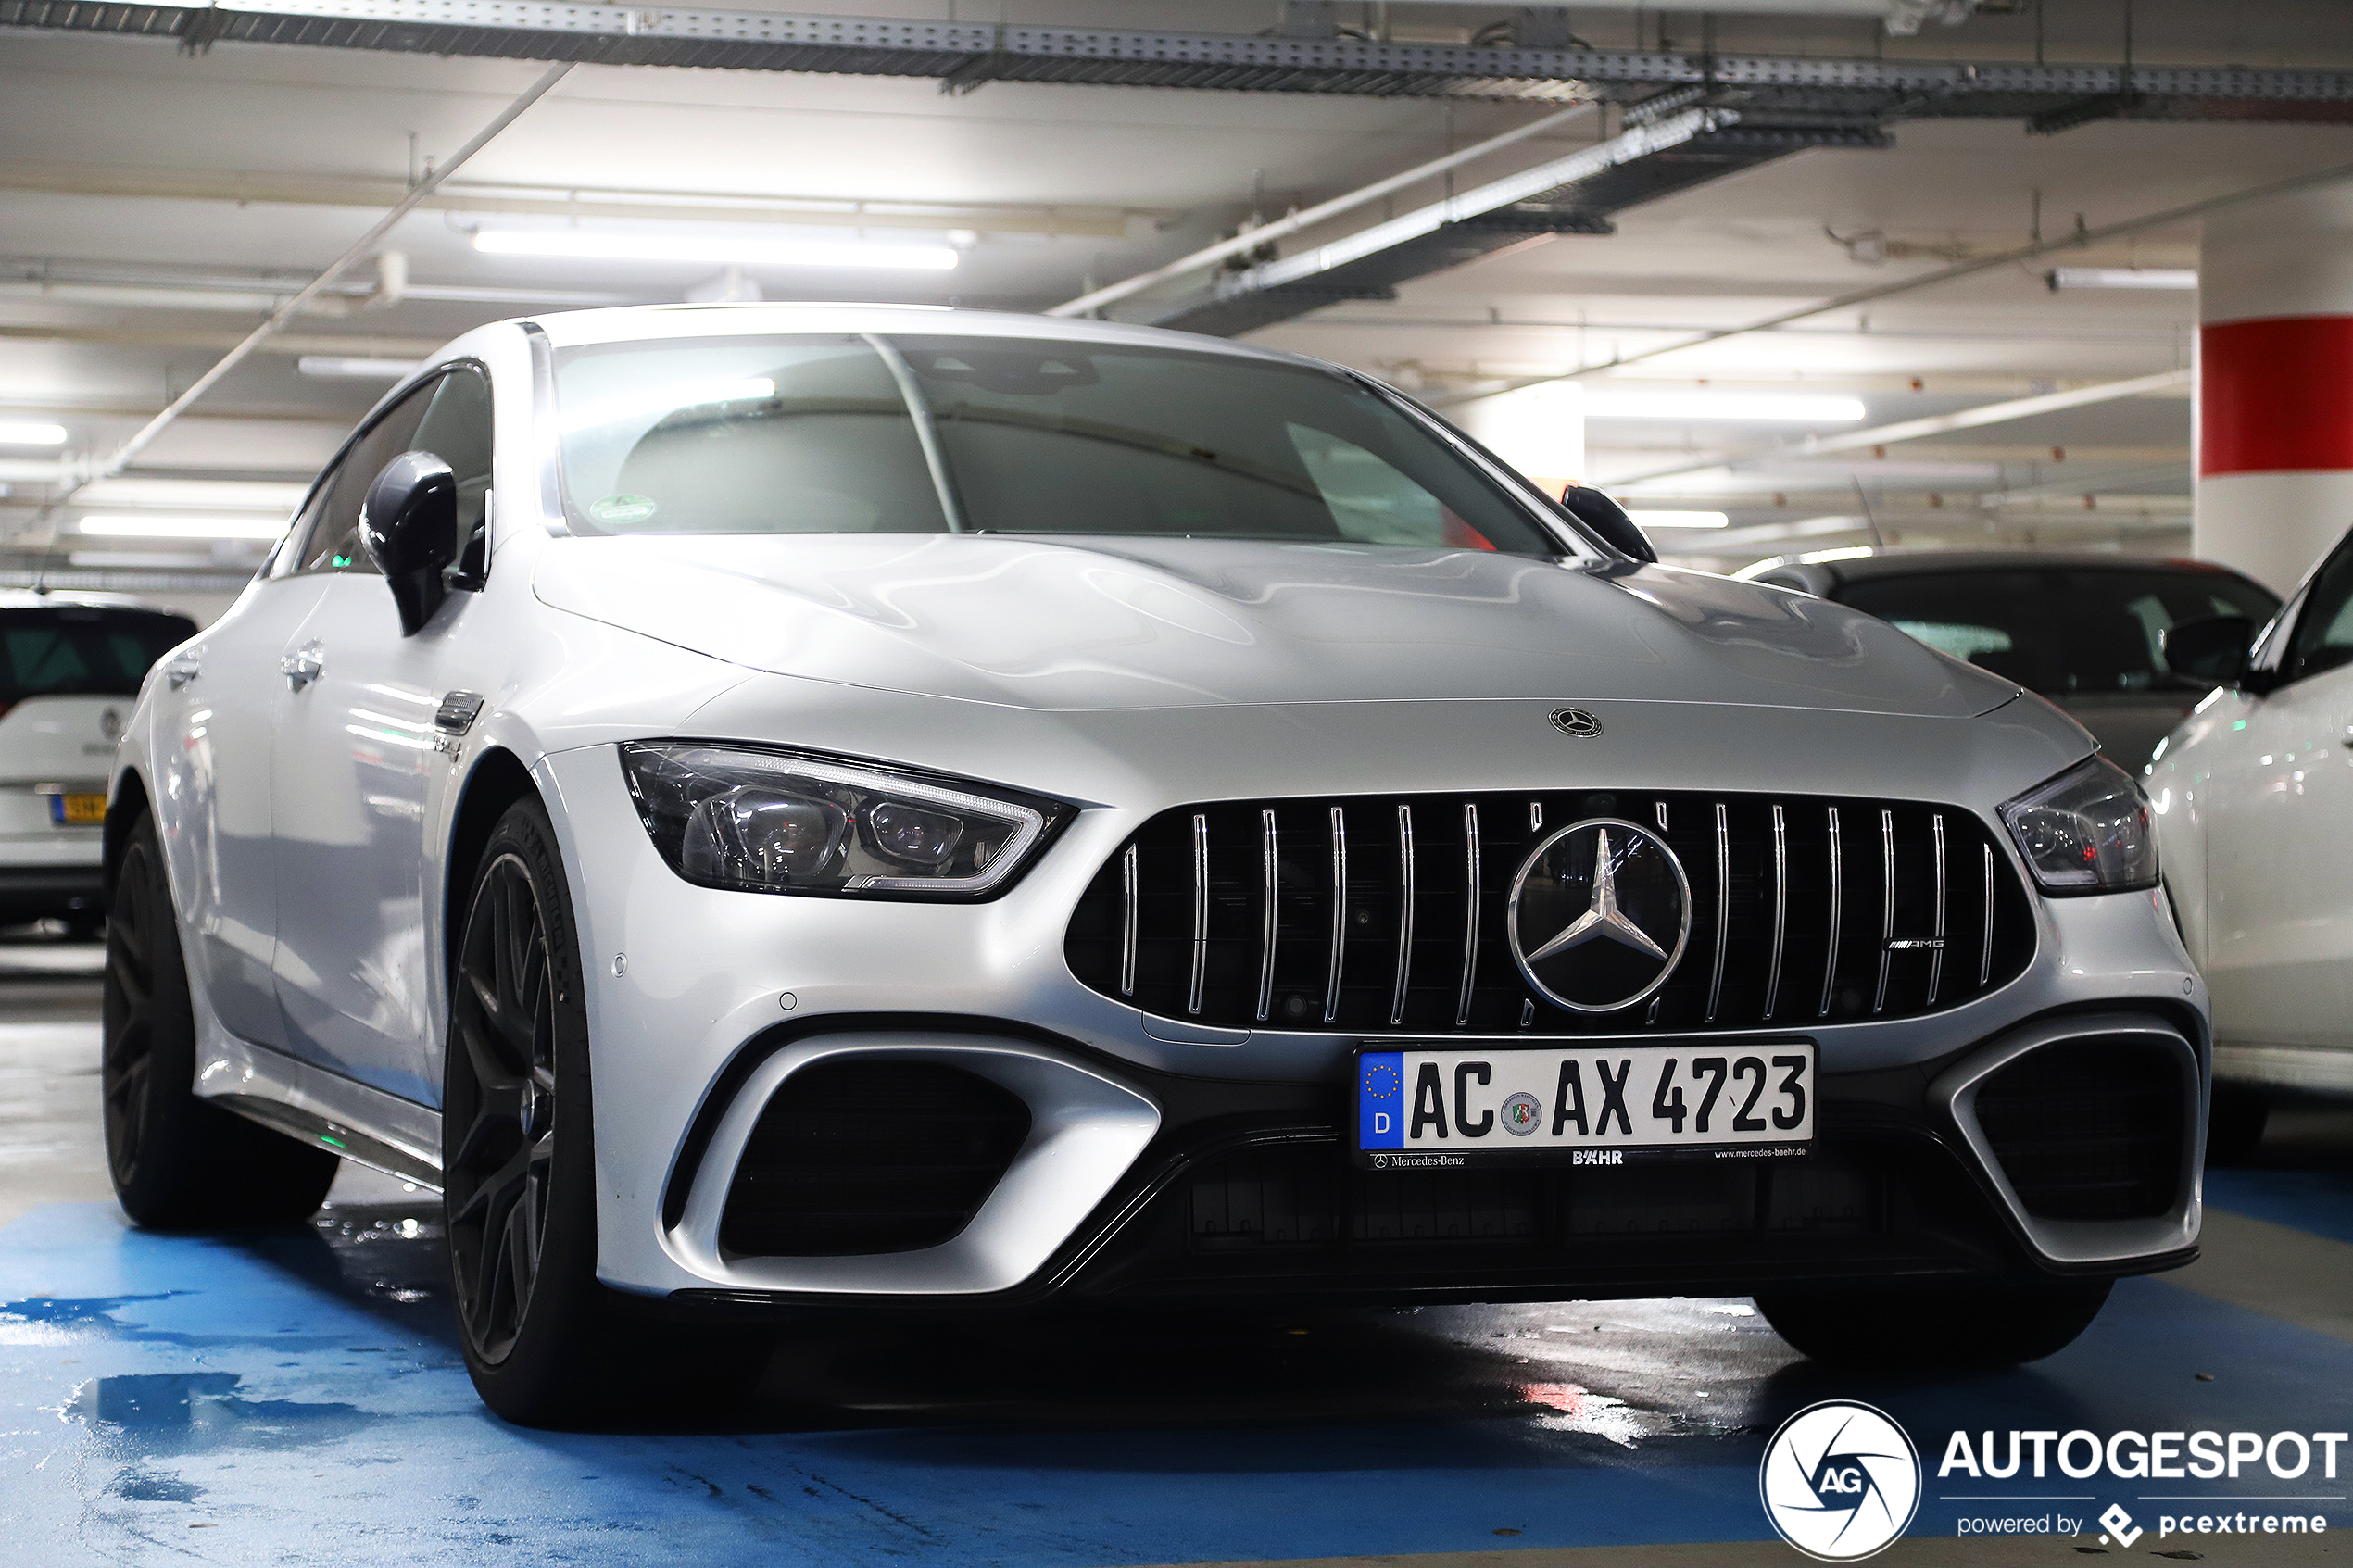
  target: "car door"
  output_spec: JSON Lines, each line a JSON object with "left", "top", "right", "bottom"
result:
{"left": 154, "top": 512, "right": 336, "bottom": 1049}
{"left": 2204, "top": 535, "right": 2353, "bottom": 1049}
{"left": 267, "top": 368, "right": 496, "bottom": 1102}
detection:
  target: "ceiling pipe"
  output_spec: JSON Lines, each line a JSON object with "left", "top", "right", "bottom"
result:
{"left": 81, "top": 64, "right": 573, "bottom": 490}
{"left": 1604, "top": 369, "right": 2191, "bottom": 489}
{"left": 1404, "top": 0, "right": 1979, "bottom": 33}
{"left": 1046, "top": 101, "right": 1593, "bottom": 318}
{"left": 1446, "top": 159, "right": 2353, "bottom": 408}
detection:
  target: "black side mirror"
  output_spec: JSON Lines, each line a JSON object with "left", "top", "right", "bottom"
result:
{"left": 360, "top": 450, "right": 459, "bottom": 636}
{"left": 2162, "top": 615, "right": 2258, "bottom": 687}
{"left": 1558, "top": 485, "right": 1658, "bottom": 564}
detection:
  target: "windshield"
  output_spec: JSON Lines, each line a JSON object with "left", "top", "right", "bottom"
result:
{"left": 1838, "top": 567, "right": 2281, "bottom": 696}
{"left": 1, "top": 607, "right": 195, "bottom": 705}
{"left": 551, "top": 333, "right": 1567, "bottom": 556}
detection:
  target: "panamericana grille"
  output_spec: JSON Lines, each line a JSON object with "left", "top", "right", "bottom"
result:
{"left": 1066, "top": 790, "right": 2034, "bottom": 1035}
{"left": 1973, "top": 1037, "right": 2185, "bottom": 1222}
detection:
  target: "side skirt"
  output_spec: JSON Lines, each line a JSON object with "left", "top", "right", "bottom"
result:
{"left": 195, "top": 1034, "right": 445, "bottom": 1191}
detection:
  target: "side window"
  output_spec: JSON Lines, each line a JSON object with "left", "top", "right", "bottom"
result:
{"left": 294, "top": 375, "right": 441, "bottom": 575}
{"left": 409, "top": 367, "right": 495, "bottom": 581}
{"left": 2286, "top": 539, "right": 2353, "bottom": 684}
{"left": 1287, "top": 423, "right": 1496, "bottom": 550}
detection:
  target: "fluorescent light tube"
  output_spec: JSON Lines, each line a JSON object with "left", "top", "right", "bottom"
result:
{"left": 2046, "top": 268, "right": 2196, "bottom": 291}
{"left": 0, "top": 420, "right": 69, "bottom": 445}
{"left": 299, "top": 356, "right": 426, "bottom": 379}
{"left": 473, "top": 231, "right": 960, "bottom": 271}
{"left": 69, "top": 550, "right": 258, "bottom": 570}
{"left": 1630, "top": 510, "right": 1730, "bottom": 529}
{"left": 1584, "top": 392, "right": 1868, "bottom": 422}
{"left": 80, "top": 514, "right": 289, "bottom": 540}
{"left": 75, "top": 478, "right": 310, "bottom": 511}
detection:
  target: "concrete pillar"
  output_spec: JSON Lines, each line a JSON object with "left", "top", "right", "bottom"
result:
{"left": 2196, "top": 182, "right": 2353, "bottom": 595}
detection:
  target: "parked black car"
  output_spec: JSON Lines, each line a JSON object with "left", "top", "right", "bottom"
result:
{"left": 1741, "top": 550, "right": 2282, "bottom": 766}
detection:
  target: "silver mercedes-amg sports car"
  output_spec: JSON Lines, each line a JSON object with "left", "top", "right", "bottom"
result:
{"left": 100, "top": 305, "right": 2206, "bottom": 1424}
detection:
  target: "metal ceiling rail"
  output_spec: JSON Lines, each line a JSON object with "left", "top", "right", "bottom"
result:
{"left": 6, "top": 0, "right": 2353, "bottom": 114}
{"left": 1147, "top": 111, "right": 1889, "bottom": 337}
{"left": 1605, "top": 369, "right": 2194, "bottom": 489}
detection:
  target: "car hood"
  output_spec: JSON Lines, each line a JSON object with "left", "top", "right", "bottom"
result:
{"left": 533, "top": 533, "right": 2020, "bottom": 717}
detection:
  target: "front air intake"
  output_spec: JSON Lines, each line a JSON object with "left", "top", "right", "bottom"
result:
{"left": 1972, "top": 1035, "right": 2185, "bottom": 1222}
{"left": 719, "top": 1060, "right": 1032, "bottom": 1258}
{"left": 1066, "top": 788, "right": 2034, "bottom": 1036}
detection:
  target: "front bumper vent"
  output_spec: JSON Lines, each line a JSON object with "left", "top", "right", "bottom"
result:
{"left": 719, "top": 1060, "right": 1031, "bottom": 1258}
{"left": 1972, "top": 1036, "right": 2185, "bottom": 1222}
{"left": 1066, "top": 789, "right": 2033, "bottom": 1035}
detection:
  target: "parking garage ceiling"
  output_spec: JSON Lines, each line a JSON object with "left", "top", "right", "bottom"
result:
{"left": 4, "top": 0, "right": 2350, "bottom": 602}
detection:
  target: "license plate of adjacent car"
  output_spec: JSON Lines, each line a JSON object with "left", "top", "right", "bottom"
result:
{"left": 1353, "top": 1043, "right": 1815, "bottom": 1170}
{"left": 48, "top": 793, "right": 106, "bottom": 827}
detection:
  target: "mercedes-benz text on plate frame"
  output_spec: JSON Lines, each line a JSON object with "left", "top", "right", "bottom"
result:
{"left": 1356, "top": 1045, "right": 1815, "bottom": 1168}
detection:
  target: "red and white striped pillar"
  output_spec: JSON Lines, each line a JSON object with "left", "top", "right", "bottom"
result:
{"left": 2196, "top": 183, "right": 2353, "bottom": 595}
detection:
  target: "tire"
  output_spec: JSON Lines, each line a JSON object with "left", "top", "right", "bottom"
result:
{"left": 1755, "top": 1278, "right": 2113, "bottom": 1371}
{"left": 103, "top": 813, "right": 341, "bottom": 1227}
{"left": 443, "top": 797, "right": 767, "bottom": 1426}
{"left": 2206, "top": 1084, "right": 2270, "bottom": 1167}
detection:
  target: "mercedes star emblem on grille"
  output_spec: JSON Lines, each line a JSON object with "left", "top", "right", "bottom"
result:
{"left": 1506, "top": 818, "right": 1692, "bottom": 1013}
{"left": 1549, "top": 707, "right": 1604, "bottom": 737}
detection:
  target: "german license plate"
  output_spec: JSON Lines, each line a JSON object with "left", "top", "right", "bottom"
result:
{"left": 1354, "top": 1043, "right": 1815, "bottom": 1169}
{"left": 48, "top": 792, "right": 106, "bottom": 826}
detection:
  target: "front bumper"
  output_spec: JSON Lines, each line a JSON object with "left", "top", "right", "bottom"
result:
{"left": 535, "top": 741, "right": 2208, "bottom": 1305}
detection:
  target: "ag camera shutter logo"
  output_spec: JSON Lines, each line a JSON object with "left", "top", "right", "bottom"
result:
{"left": 1760, "top": 1400, "right": 1922, "bottom": 1561}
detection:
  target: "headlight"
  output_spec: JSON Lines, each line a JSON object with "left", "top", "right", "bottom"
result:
{"left": 619, "top": 742, "right": 1067, "bottom": 899}
{"left": 1998, "top": 755, "right": 2159, "bottom": 895}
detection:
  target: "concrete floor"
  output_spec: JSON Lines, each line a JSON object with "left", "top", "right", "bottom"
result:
{"left": 5, "top": 935, "right": 2353, "bottom": 1566}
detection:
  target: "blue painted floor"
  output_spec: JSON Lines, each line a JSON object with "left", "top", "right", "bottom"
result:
{"left": 5, "top": 1172, "right": 2353, "bottom": 1566}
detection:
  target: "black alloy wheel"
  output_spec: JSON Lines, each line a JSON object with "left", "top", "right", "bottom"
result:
{"left": 103, "top": 813, "right": 339, "bottom": 1227}
{"left": 446, "top": 845, "right": 563, "bottom": 1366}
{"left": 1755, "top": 1276, "right": 2113, "bottom": 1370}
{"left": 100, "top": 840, "right": 166, "bottom": 1181}
{"left": 441, "top": 797, "right": 773, "bottom": 1426}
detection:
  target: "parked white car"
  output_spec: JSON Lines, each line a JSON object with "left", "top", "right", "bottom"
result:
{"left": 102, "top": 306, "right": 2206, "bottom": 1424}
{"left": 2151, "top": 533, "right": 2353, "bottom": 1156}
{"left": 0, "top": 590, "right": 194, "bottom": 935}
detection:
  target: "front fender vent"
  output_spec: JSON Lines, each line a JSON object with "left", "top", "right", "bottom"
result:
{"left": 719, "top": 1060, "right": 1031, "bottom": 1258}
{"left": 1972, "top": 1036, "right": 2186, "bottom": 1222}
{"left": 1065, "top": 789, "right": 2034, "bottom": 1036}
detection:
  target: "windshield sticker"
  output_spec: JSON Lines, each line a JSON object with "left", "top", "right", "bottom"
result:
{"left": 589, "top": 493, "right": 658, "bottom": 525}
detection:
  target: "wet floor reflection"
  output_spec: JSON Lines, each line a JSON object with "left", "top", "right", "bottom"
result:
{"left": 234, "top": 1198, "right": 1801, "bottom": 1445}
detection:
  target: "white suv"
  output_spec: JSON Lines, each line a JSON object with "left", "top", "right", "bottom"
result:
{"left": 0, "top": 591, "right": 195, "bottom": 935}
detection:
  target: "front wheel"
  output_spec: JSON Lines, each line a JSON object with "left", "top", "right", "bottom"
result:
{"left": 443, "top": 797, "right": 767, "bottom": 1426}
{"left": 1755, "top": 1278, "right": 2112, "bottom": 1371}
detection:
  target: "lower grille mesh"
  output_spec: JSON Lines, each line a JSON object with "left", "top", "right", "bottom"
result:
{"left": 1973, "top": 1036, "right": 2185, "bottom": 1222}
{"left": 720, "top": 1060, "right": 1031, "bottom": 1258}
{"left": 1185, "top": 1141, "right": 1887, "bottom": 1252}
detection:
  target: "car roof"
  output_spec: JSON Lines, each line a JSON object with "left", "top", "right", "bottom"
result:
{"left": 517, "top": 303, "right": 1327, "bottom": 370}
{"left": 1751, "top": 549, "right": 2276, "bottom": 601}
